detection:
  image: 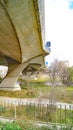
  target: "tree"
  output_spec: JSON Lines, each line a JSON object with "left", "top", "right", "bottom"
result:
{"left": 58, "top": 61, "right": 69, "bottom": 84}
{"left": 46, "top": 59, "right": 59, "bottom": 114}
{"left": 67, "top": 66, "right": 73, "bottom": 84}
{"left": 48, "top": 59, "right": 70, "bottom": 85}
{"left": 48, "top": 59, "right": 59, "bottom": 86}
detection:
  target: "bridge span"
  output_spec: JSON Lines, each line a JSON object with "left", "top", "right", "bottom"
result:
{"left": 0, "top": 0, "right": 50, "bottom": 91}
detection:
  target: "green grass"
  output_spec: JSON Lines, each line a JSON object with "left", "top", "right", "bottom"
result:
{"left": 0, "top": 83, "right": 73, "bottom": 103}
{"left": 16, "top": 105, "right": 73, "bottom": 124}
{"left": 0, "top": 89, "right": 35, "bottom": 98}
{"left": 0, "top": 121, "right": 72, "bottom": 130}
{"left": 0, "top": 122, "right": 22, "bottom": 130}
{"left": 66, "top": 86, "right": 73, "bottom": 91}
{"left": 0, "top": 82, "right": 50, "bottom": 98}
{"left": 0, "top": 102, "right": 73, "bottom": 125}
{"left": 19, "top": 77, "right": 50, "bottom": 83}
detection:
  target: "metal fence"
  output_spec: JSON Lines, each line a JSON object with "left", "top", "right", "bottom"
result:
{"left": 0, "top": 100, "right": 73, "bottom": 125}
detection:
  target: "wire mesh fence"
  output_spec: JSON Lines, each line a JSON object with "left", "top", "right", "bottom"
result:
{"left": 0, "top": 99, "right": 73, "bottom": 125}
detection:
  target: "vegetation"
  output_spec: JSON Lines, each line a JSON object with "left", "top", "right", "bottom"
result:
{"left": 0, "top": 100, "right": 73, "bottom": 125}
{"left": 0, "top": 83, "right": 73, "bottom": 103}
{"left": 47, "top": 59, "right": 69, "bottom": 85}
{"left": 0, "top": 122, "right": 22, "bottom": 130}
{"left": 68, "top": 66, "right": 73, "bottom": 84}
{"left": 16, "top": 105, "right": 73, "bottom": 124}
{"left": 0, "top": 59, "right": 73, "bottom": 104}
{"left": 0, "top": 59, "right": 73, "bottom": 129}
{"left": 0, "top": 121, "right": 73, "bottom": 130}
{"left": 18, "top": 120, "right": 73, "bottom": 130}
{"left": 0, "top": 82, "right": 50, "bottom": 98}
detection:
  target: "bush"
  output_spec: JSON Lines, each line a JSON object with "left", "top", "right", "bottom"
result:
{"left": 1, "top": 121, "right": 73, "bottom": 130}
{"left": 1, "top": 122, "right": 22, "bottom": 130}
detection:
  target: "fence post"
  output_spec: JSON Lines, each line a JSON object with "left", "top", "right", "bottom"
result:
{"left": 14, "top": 102, "right": 17, "bottom": 120}
{"left": 34, "top": 103, "right": 35, "bottom": 121}
{"left": 56, "top": 105, "right": 57, "bottom": 124}
{"left": 60, "top": 104, "right": 62, "bottom": 124}
{"left": 65, "top": 105, "right": 66, "bottom": 124}
{"left": 69, "top": 105, "right": 72, "bottom": 124}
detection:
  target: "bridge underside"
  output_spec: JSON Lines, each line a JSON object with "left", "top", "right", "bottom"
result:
{"left": 0, "top": 0, "right": 49, "bottom": 91}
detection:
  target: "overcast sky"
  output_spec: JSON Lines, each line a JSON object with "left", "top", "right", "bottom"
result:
{"left": 45, "top": 0, "right": 73, "bottom": 66}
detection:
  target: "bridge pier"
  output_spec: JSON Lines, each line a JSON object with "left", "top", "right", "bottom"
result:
{"left": 0, "top": 0, "right": 50, "bottom": 91}
{"left": 0, "top": 78, "right": 21, "bottom": 91}
{"left": 0, "top": 62, "right": 28, "bottom": 91}
{"left": 0, "top": 56, "right": 44, "bottom": 91}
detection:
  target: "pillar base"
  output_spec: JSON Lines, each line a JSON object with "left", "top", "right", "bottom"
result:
{"left": 0, "top": 78, "right": 21, "bottom": 91}
{"left": 0, "top": 84, "right": 21, "bottom": 91}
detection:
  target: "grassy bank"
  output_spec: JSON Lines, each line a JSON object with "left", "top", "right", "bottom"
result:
{"left": 0, "top": 82, "right": 73, "bottom": 103}
{"left": 0, "top": 121, "right": 73, "bottom": 130}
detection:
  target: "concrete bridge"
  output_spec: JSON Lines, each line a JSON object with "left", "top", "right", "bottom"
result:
{"left": 0, "top": 0, "right": 50, "bottom": 91}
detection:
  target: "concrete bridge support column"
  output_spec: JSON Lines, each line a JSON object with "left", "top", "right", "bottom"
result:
{"left": 0, "top": 55, "right": 45, "bottom": 91}
{"left": 0, "top": 62, "right": 28, "bottom": 91}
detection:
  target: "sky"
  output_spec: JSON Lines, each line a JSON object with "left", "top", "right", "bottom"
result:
{"left": 45, "top": 0, "right": 73, "bottom": 66}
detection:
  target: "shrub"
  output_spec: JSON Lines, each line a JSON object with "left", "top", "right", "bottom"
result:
{"left": 1, "top": 122, "right": 22, "bottom": 130}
